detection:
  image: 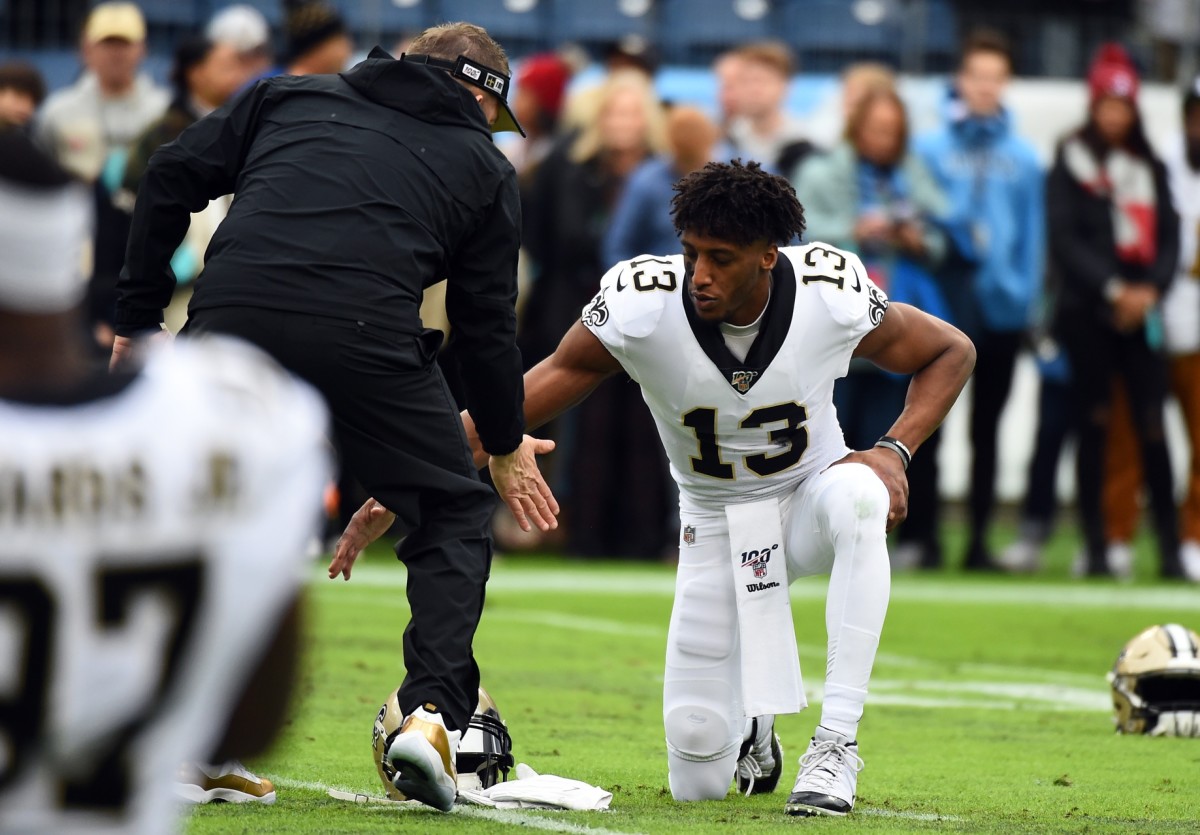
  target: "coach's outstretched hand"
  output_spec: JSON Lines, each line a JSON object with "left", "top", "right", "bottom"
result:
{"left": 833, "top": 447, "right": 909, "bottom": 532}
{"left": 109, "top": 330, "right": 172, "bottom": 371}
{"left": 489, "top": 435, "right": 560, "bottom": 533}
{"left": 329, "top": 435, "right": 558, "bottom": 581}
{"left": 328, "top": 498, "right": 394, "bottom": 581}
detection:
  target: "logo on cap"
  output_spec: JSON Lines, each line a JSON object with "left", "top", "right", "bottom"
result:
{"left": 484, "top": 73, "right": 505, "bottom": 95}
{"left": 461, "top": 63, "right": 481, "bottom": 81}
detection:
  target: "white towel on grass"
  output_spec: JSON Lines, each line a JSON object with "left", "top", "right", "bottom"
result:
{"left": 457, "top": 763, "right": 612, "bottom": 810}
{"left": 726, "top": 497, "right": 805, "bottom": 716}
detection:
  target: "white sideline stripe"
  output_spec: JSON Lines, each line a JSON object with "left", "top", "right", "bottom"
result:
{"left": 321, "top": 565, "right": 1200, "bottom": 610}
{"left": 271, "top": 777, "right": 640, "bottom": 835}
{"left": 859, "top": 809, "right": 965, "bottom": 822}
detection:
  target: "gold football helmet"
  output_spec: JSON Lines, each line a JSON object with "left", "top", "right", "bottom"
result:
{"left": 371, "top": 688, "right": 408, "bottom": 800}
{"left": 372, "top": 687, "right": 514, "bottom": 799}
{"left": 1108, "top": 624, "right": 1200, "bottom": 737}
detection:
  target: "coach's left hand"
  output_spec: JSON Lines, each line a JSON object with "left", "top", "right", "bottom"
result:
{"left": 109, "top": 330, "right": 171, "bottom": 371}
{"left": 328, "top": 498, "right": 395, "bottom": 581}
{"left": 489, "top": 435, "right": 560, "bottom": 533}
{"left": 832, "top": 447, "right": 909, "bottom": 532}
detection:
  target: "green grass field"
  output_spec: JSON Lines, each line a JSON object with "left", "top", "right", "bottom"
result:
{"left": 185, "top": 523, "right": 1200, "bottom": 833}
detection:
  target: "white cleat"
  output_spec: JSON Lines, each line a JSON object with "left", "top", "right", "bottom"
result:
{"left": 735, "top": 716, "right": 783, "bottom": 796}
{"left": 785, "top": 728, "right": 863, "bottom": 817}
{"left": 996, "top": 537, "right": 1042, "bottom": 573}
{"left": 1181, "top": 541, "right": 1200, "bottom": 582}
{"left": 386, "top": 704, "right": 461, "bottom": 812}
{"left": 1107, "top": 542, "right": 1134, "bottom": 581}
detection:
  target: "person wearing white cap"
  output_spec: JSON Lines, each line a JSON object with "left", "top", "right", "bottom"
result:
{"left": 207, "top": 4, "right": 274, "bottom": 80}
{"left": 34, "top": 1, "right": 169, "bottom": 358}
{"left": 35, "top": 1, "right": 168, "bottom": 183}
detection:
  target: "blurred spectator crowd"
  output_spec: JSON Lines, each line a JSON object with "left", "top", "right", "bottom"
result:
{"left": 4, "top": 1, "right": 1200, "bottom": 582}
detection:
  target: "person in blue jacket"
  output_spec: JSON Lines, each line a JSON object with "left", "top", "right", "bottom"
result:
{"left": 915, "top": 29, "right": 1044, "bottom": 571}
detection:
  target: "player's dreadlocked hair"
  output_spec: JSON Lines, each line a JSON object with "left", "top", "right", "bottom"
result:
{"left": 670, "top": 159, "right": 806, "bottom": 246}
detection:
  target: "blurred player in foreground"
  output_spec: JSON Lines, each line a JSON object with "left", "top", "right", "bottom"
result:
{"left": 0, "top": 127, "right": 331, "bottom": 832}
{"left": 334, "top": 161, "right": 974, "bottom": 817}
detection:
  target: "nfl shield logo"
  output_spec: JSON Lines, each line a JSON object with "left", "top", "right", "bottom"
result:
{"left": 729, "top": 370, "right": 758, "bottom": 393}
{"left": 753, "top": 563, "right": 767, "bottom": 578}
{"left": 682, "top": 525, "right": 696, "bottom": 546}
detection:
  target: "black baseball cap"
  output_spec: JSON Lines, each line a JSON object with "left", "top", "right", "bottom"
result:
{"left": 402, "top": 53, "right": 525, "bottom": 137}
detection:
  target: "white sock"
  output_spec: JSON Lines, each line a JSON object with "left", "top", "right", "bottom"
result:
{"left": 817, "top": 466, "right": 891, "bottom": 740}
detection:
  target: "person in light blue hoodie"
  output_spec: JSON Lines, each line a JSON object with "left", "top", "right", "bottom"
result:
{"left": 915, "top": 29, "right": 1044, "bottom": 571}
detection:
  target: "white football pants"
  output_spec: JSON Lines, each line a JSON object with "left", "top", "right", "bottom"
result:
{"left": 664, "top": 462, "right": 891, "bottom": 801}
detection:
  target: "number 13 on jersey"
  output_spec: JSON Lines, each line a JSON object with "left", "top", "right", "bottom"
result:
{"left": 681, "top": 401, "right": 810, "bottom": 479}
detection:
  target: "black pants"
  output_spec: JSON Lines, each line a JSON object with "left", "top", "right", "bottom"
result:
{"left": 1021, "top": 375, "right": 1074, "bottom": 537}
{"left": 833, "top": 367, "right": 907, "bottom": 452}
{"left": 568, "top": 374, "right": 672, "bottom": 559}
{"left": 833, "top": 368, "right": 941, "bottom": 564}
{"left": 966, "top": 329, "right": 1023, "bottom": 556}
{"left": 186, "top": 307, "right": 494, "bottom": 730}
{"left": 898, "top": 428, "right": 942, "bottom": 566}
{"left": 1058, "top": 313, "right": 1181, "bottom": 576}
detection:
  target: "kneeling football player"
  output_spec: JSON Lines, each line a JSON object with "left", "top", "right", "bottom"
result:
{"left": 334, "top": 161, "right": 974, "bottom": 816}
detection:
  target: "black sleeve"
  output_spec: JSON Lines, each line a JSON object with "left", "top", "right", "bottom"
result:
{"left": 446, "top": 171, "right": 526, "bottom": 456}
{"left": 1046, "top": 152, "right": 1115, "bottom": 299}
{"left": 1148, "top": 159, "right": 1180, "bottom": 292}
{"left": 114, "top": 82, "right": 269, "bottom": 336}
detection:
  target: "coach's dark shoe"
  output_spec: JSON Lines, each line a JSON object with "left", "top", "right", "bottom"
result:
{"left": 785, "top": 728, "right": 862, "bottom": 817}
{"left": 736, "top": 716, "right": 783, "bottom": 795}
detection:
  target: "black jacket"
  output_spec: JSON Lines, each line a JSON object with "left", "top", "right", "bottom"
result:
{"left": 1047, "top": 141, "right": 1179, "bottom": 320}
{"left": 115, "top": 48, "right": 525, "bottom": 454}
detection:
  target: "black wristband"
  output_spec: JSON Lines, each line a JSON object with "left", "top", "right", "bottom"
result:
{"left": 874, "top": 436, "right": 912, "bottom": 470}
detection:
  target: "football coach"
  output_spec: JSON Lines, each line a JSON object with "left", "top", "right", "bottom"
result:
{"left": 110, "top": 20, "right": 557, "bottom": 785}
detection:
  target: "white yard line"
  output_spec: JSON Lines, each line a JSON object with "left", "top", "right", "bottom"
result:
{"left": 865, "top": 679, "right": 1110, "bottom": 712}
{"left": 330, "top": 591, "right": 1107, "bottom": 692}
{"left": 270, "top": 777, "right": 641, "bottom": 835}
{"left": 485, "top": 610, "right": 666, "bottom": 639}
{"left": 322, "top": 565, "right": 1200, "bottom": 611}
{"left": 273, "top": 776, "right": 965, "bottom": 828}
{"left": 859, "top": 808, "right": 965, "bottom": 822}
{"left": 458, "top": 806, "right": 640, "bottom": 835}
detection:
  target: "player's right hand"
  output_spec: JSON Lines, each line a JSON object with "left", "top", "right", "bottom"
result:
{"left": 833, "top": 447, "right": 909, "bottom": 532}
{"left": 328, "top": 498, "right": 395, "bottom": 581}
{"left": 489, "top": 435, "right": 560, "bottom": 533}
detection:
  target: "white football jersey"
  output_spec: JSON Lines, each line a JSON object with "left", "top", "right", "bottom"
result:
{"left": 0, "top": 338, "right": 331, "bottom": 834}
{"left": 583, "top": 243, "right": 888, "bottom": 510}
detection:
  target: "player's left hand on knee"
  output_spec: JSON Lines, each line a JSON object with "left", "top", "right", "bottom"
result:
{"left": 489, "top": 435, "right": 560, "bottom": 533}
{"left": 832, "top": 448, "right": 908, "bottom": 532}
